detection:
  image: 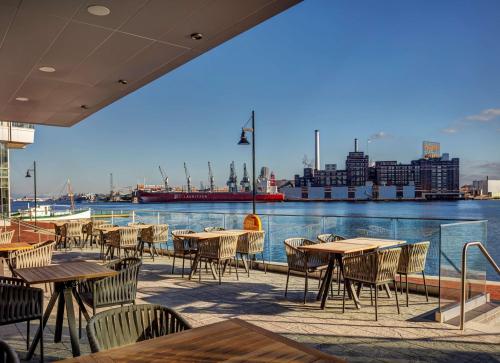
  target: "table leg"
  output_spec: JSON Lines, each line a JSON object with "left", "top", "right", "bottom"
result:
{"left": 26, "top": 286, "right": 60, "bottom": 359}
{"left": 72, "top": 288, "right": 91, "bottom": 323}
{"left": 383, "top": 283, "right": 392, "bottom": 298}
{"left": 319, "top": 257, "right": 335, "bottom": 309}
{"left": 241, "top": 254, "right": 249, "bottom": 274}
{"left": 63, "top": 287, "right": 81, "bottom": 357}
{"left": 54, "top": 286, "right": 66, "bottom": 343}
{"left": 189, "top": 252, "right": 200, "bottom": 279}
{"left": 209, "top": 261, "right": 218, "bottom": 280}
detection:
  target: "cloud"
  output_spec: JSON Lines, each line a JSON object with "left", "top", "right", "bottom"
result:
{"left": 465, "top": 108, "right": 500, "bottom": 122}
{"left": 369, "top": 131, "right": 392, "bottom": 141}
{"left": 442, "top": 127, "right": 459, "bottom": 134}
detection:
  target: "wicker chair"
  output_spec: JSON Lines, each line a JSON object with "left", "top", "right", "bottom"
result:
{"left": 197, "top": 235, "right": 239, "bottom": 285}
{"left": 236, "top": 231, "right": 266, "bottom": 276}
{"left": 61, "top": 221, "right": 84, "bottom": 249}
{"left": 106, "top": 227, "right": 140, "bottom": 259}
{"left": 342, "top": 247, "right": 402, "bottom": 321}
{"left": 0, "top": 339, "right": 20, "bottom": 363}
{"left": 141, "top": 224, "right": 169, "bottom": 261}
{"left": 86, "top": 304, "right": 191, "bottom": 353}
{"left": 397, "top": 241, "right": 430, "bottom": 307}
{"left": 283, "top": 238, "right": 329, "bottom": 303}
{"left": 0, "top": 277, "right": 43, "bottom": 361}
{"left": 171, "top": 230, "right": 196, "bottom": 277}
{"left": 0, "top": 231, "right": 14, "bottom": 244}
{"left": 94, "top": 224, "right": 114, "bottom": 259}
{"left": 79, "top": 257, "right": 142, "bottom": 337}
{"left": 203, "top": 226, "right": 225, "bottom": 232}
{"left": 9, "top": 241, "right": 55, "bottom": 272}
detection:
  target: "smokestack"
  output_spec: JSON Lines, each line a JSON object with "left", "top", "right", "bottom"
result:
{"left": 354, "top": 138, "right": 358, "bottom": 152}
{"left": 314, "top": 130, "right": 320, "bottom": 170}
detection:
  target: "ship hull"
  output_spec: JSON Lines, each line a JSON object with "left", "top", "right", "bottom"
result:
{"left": 136, "top": 191, "right": 284, "bottom": 203}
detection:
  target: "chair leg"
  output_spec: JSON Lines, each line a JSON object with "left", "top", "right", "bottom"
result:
{"left": 234, "top": 259, "right": 239, "bottom": 281}
{"left": 399, "top": 273, "right": 403, "bottom": 295}
{"left": 394, "top": 279, "right": 400, "bottom": 314}
{"left": 318, "top": 270, "right": 323, "bottom": 288}
{"left": 40, "top": 316, "right": 44, "bottom": 363}
{"left": 78, "top": 308, "right": 82, "bottom": 339}
{"left": 303, "top": 270, "right": 308, "bottom": 304}
{"left": 337, "top": 267, "right": 341, "bottom": 295}
{"left": 261, "top": 252, "right": 266, "bottom": 273}
{"left": 171, "top": 255, "right": 176, "bottom": 274}
{"left": 182, "top": 255, "right": 185, "bottom": 278}
{"left": 406, "top": 274, "right": 409, "bottom": 307}
{"left": 218, "top": 261, "right": 222, "bottom": 285}
{"left": 374, "top": 284, "right": 379, "bottom": 321}
{"left": 422, "top": 271, "right": 429, "bottom": 302}
{"left": 285, "top": 268, "right": 290, "bottom": 297}
{"left": 342, "top": 279, "right": 347, "bottom": 313}
{"left": 27, "top": 320, "right": 30, "bottom": 350}
{"left": 199, "top": 258, "right": 202, "bottom": 283}
{"left": 370, "top": 285, "right": 373, "bottom": 306}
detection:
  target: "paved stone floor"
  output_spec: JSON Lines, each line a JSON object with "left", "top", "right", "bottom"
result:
{"left": 3, "top": 249, "right": 499, "bottom": 362}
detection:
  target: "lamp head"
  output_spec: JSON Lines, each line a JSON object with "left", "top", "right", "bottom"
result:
{"left": 238, "top": 129, "right": 250, "bottom": 145}
{"left": 25, "top": 170, "right": 31, "bottom": 178}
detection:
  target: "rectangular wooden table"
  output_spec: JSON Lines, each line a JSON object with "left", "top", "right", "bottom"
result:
{"left": 0, "top": 242, "right": 33, "bottom": 252}
{"left": 59, "top": 318, "right": 343, "bottom": 363}
{"left": 14, "top": 261, "right": 118, "bottom": 358}
{"left": 299, "top": 238, "right": 405, "bottom": 309}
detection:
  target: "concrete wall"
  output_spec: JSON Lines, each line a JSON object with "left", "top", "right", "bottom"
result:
{"left": 281, "top": 186, "right": 302, "bottom": 199}
{"left": 378, "top": 186, "right": 396, "bottom": 199}
{"left": 355, "top": 186, "right": 372, "bottom": 200}
{"left": 332, "top": 187, "right": 348, "bottom": 199}
{"left": 403, "top": 185, "right": 416, "bottom": 199}
{"left": 308, "top": 187, "right": 325, "bottom": 199}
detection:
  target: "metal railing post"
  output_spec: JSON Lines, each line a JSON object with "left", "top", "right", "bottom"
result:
{"left": 132, "top": 210, "right": 135, "bottom": 224}
{"left": 157, "top": 212, "right": 160, "bottom": 224}
{"left": 111, "top": 211, "right": 114, "bottom": 225}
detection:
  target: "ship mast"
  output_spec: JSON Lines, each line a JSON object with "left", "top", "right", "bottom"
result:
{"left": 67, "top": 179, "right": 75, "bottom": 211}
{"left": 208, "top": 162, "right": 215, "bottom": 192}
{"left": 184, "top": 162, "right": 192, "bottom": 192}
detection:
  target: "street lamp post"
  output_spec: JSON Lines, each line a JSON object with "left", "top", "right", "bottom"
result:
{"left": 238, "top": 110, "right": 256, "bottom": 214}
{"left": 25, "top": 161, "right": 37, "bottom": 226}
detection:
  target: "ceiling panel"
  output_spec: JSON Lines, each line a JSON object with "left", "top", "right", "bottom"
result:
{"left": 0, "top": 0, "right": 302, "bottom": 126}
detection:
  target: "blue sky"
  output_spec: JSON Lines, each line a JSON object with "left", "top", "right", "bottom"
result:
{"left": 11, "top": 0, "right": 500, "bottom": 196}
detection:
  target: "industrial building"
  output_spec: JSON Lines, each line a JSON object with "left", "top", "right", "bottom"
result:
{"left": 472, "top": 178, "right": 500, "bottom": 198}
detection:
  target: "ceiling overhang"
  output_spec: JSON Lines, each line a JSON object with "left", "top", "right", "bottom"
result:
{"left": 0, "top": 0, "right": 301, "bottom": 127}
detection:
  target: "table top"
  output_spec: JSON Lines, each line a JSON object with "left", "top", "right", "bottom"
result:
{"left": 0, "top": 242, "right": 33, "bottom": 252}
{"left": 174, "top": 230, "right": 247, "bottom": 240}
{"left": 59, "top": 318, "right": 342, "bottom": 363}
{"left": 299, "top": 238, "right": 405, "bottom": 254}
{"left": 14, "top": 261, "right": 118, "bottom": 284}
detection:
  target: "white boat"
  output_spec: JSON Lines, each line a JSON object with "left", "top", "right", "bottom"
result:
{"left": 12, "top": 205, "right": 91, "bottom": 221}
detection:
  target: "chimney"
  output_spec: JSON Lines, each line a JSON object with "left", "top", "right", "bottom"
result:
{"left": 354, "top": 138, "right": 358, "bottom": 152}
{"left": 314, "top": 130, "right": 320, "bottom": 170}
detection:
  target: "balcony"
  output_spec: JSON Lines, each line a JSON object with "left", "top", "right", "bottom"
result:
{"left": 0, "top": 121, "right": 35, "bottom": 149}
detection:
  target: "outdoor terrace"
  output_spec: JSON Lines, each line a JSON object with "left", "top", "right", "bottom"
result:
{"left": 2, "top": 246, "right": 499, "bottom": 363}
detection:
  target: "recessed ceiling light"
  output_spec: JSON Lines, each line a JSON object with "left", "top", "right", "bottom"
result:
{"left": 39, "top": 66, "right": 56, "bottom": 73}
{"left": 81, "top": 104, "right": 89, "bottom": 110}
{"left": 118, "top": 79, "right": 128, "bottom": 85}
{"left": 190, "top": 33, "right": 203, "bottom": 40}
{"left": 87, "top": 5, "right": 111, "bottom": 16}
{"left": 15, "top": 97, "right": 29, "bottom": 102}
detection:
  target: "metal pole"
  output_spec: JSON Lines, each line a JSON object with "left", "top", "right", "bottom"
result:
{"left": 33, "top": 161, "right": 37, "bottom": 226}
{"left": 252, "top": 110, "right": 256, "bottom": 215}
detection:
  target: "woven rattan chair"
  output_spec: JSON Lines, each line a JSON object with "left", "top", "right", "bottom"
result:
{"left": 284, "top": 238, "right": 329, "bottom": 303}
{"left": 397, "top": 241, "right": 430, "bottom": 307}
{"left": 342, "top": 247, "right": 402, "bottom": 321}
{"left": 106, "top": 227, "right": 139, "bottom": 259}
{"left": 0, "top": 277, "right": 43, "bottom": 361}
{"left": 86, "top": 304, "right": 191, "bottom": 353}
{"left": 171, "top": 230, "right": 196, "bottom": 277}
{"left": 0, "top": 231, "right": 14, "bottom": 244}
{"left": 141, "top": 224, "right": 169, "bottom": 261}
{"left": 203, "top": 226, "right": 225, "bottom": 232}
{"left": 236, "top": 231, "right": 266, "bottom": 276}
{"left": 197, "top": 235, "right": 239, "bottom": 285}
{"left": 0, "top": 339, "right": 20, "bottom": 363}
{"left": 79, "top": 257, "right": 142, "bottom": 337}
{"left": 94, "top": 224, "right": 114, "bottom": 259}
{"left": 9, "top": 241, "right": 55, "bottom": 272}
{"left": 61, "top": 221, "right": 84, "bottom": 249}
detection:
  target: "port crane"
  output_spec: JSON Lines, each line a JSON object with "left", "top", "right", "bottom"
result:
{"left": 208, "top": 162, "right": 215, "bottom": 192}
{"left": 184, "top": 162, "right": 192, "bottom": 192}
{"left": 158, "top": 166, "right": 169, "bottom": 191}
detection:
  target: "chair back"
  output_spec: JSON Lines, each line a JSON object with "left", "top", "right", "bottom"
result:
{"left": 203, "top": 226, "right": 225, "bottom": 232}
{"left": 284, "top": 238, "right": 311, "bottom": 272}
{"left": 343, "top": 247, "right": 402, "bottom": 284}
{"left": 171, "top": 229, "right": 195, "bottom": 252}
{"left": 0, "top": 231, "right": 14, "bottom": 244}
{"left": 317, "top": 234, "right": 345, "bottom": 243}
{"left": 118, "top": 228, "right": 139, "bottom": 248}
{"left": 237, "top": 231, "right": 265, "bottom": 254}
{"left": 63, "top": 221, "right": 84, "bottom": 238}
{"left": 141, "top": 224, "right": 169, "bottom": 243}
{"left": 0, "top": 339, "right": 20, "bottom": 363}
{"left": 398, "top": 241, "right": 430, "bottom": 274}
{"left": 0, "top": 282, "right": 43, "bottom": 325}
{"left": 10, "top": 241, "right": 55, "bottom": 270}
{"left": 199, "top": 235, "right": 238, "bottom": 260}
{"left": 86, "top": 304, "right": 191, "bottom": 353}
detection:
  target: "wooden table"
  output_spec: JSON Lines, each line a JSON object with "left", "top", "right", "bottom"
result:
{"left": 14, "top": 261, "right": 118, "bottom": 358}
{"left": 59, "top": 318, "right": 342, "bottom": 363}
{"left": 0, "top": 242, "right": 33, "bottom": 252}
{"left": 300, "top": 238, "right": 405, "bottom": 309}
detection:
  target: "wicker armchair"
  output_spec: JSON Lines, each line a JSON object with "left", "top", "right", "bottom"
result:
{"left": 197, "top": 235, "right": 239, "bottom": 284}
{"left": 236, "top": 231, "right": 266, "bottom": 276}
{"left": 94, "top": 224, "right": 114, "bottom": 259}
{"left": 0, "top": 277, "right": 43, "bottom": 360}
{"left": 284, "top": 238, "right": 329, "bottom": 303}
{"left": 61, "top": 221, "right": 84, "bottom": 249}
{"left": 9, "top": 241, "right": 55, "bottom": 271}
{"left": 86, "top": 304, "right": 191, "bottom": 353}
{"left": 0, "top": 339, "right": 20, "bottom": 363}
{"left": 171, "top": 230, "right": 196, "bottom": 277}
{"left": 203, "top": 226, "right": 225, "bottom": 232}
{"left": 0, "top": 231, "right": 14, "bottom": 244}
{"left": 397, "top": 241, "right": 430, "bottom": 307}
{"left": 106, "top": 227, "right": 140, "bottom": 259}
{"left": 342, "top": 247, "right": 402, "bottom": 321}
{"left": 141, "top": 224, "right": 169, "bottom": 260}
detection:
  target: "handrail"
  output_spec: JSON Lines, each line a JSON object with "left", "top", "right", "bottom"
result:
{"left": 461, "top": 241, "right": 500, "bottom": 330}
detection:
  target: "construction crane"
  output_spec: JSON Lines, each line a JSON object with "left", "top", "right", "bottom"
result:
{"left": 184, "top": 162, "right": 192, "bottom": 192}
{"left": 158, "top": 166, "right": 169, "bottom": 190}
{"left": 208, "top": 162, "right": 215, "bottom": 192}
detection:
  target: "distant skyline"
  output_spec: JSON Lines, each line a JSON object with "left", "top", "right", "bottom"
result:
{"left": 10, "top": 0, "right": 500, "bottom": 196}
